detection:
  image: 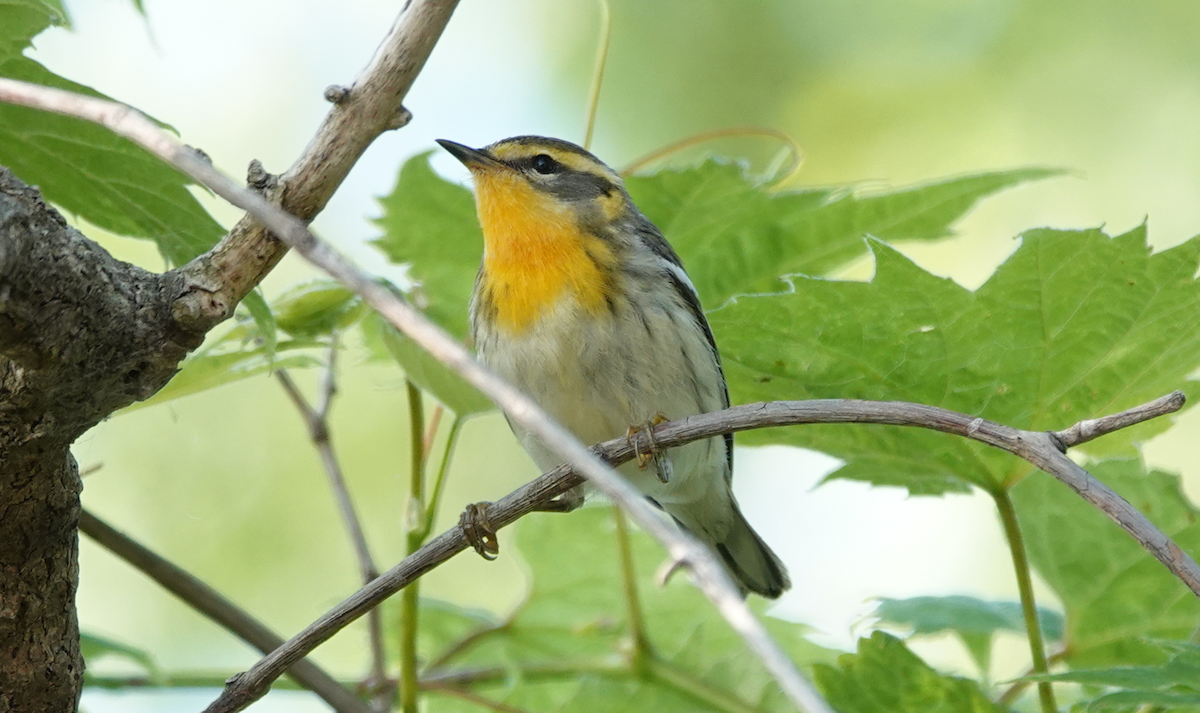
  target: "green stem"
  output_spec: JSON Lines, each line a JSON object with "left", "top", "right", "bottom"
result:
{"left": 418, "top": 415, "right": 464, "bottom": 543}
{"left": 613, "top": 508, "right": 650, "bottom": 667}
{"left": 992, "top": 487, "right": 1057, "bottom": 713}
{"left": 645, "top": 657, "right": 761, "bottom": 713}
{"left": 400, "top": 380, "right": 427, "bottom": 713}
{"left": 399, "top": 579, "right": 420, "bottom": 713}
{"left": 406, "top": 381, "right": 426, "bottom": 515}
{"left": 582, "top": 0, "right": 611, "bottom": 151}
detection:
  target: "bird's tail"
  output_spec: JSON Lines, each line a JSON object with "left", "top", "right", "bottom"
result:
{"left": 673, "top": 501, "right": 790, "bottom": 599}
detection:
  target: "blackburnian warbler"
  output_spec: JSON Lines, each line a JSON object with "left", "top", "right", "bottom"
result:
{"left": 438, "top": 136, "right": 790, "bottom": 598}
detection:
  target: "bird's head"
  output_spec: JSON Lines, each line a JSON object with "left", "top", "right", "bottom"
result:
{"left": 436, "top": 136, "right": 634, "bottom": 238}
{"left": 437, "top": 136, "right": 637, "bottom": 332}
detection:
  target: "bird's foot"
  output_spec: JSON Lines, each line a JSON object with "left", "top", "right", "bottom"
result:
{"left": 626, "top": 413, "right": 671, "bottom": 483}
{"left": 536, "top": 488, "right": 585, "bottom": 513}
{"left": 459, "top": 502, "right": 499, "bottom": 560}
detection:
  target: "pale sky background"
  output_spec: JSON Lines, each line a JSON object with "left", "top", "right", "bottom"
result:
{"left": 21, "top": 0, "right": 1200, "bottom": 710}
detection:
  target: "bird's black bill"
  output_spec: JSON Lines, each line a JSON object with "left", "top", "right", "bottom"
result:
{"left": 436, "top": 139, "right": 502, "bottom": 169}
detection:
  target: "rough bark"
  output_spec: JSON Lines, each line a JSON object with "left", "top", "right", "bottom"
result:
{"left": 0, "top": 5, "right": 461, "bottom": 709}
{"left": 0, "top": 167, "right": 204, "bottom": 712}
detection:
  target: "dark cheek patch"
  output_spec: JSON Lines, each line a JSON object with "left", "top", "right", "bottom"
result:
{"left": 545, "top": 171, "right": 616, "bottom": 202}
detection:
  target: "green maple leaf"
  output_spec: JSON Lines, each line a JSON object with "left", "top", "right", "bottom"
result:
{"left": 814, "top": 631, "right": 1005, "bottom": 713}
{"left": 714, "top": 226, "right": 1200, "bottom": 493}
{"left": 627, "top": 162, "right": 1056, "bottom": 307}
{"left": 370, "top": 152, "right": 1049, "bottom": 420}
{"left": 0, "top": 0, "right": 226, "bottom": 267}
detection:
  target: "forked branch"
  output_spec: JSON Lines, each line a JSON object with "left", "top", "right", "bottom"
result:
{"left": 219, "top": 393, "right": 1192, "bottom": 712}
{"left": 3, "top": 76, "right": 1193, "bottom": 713}
{"left": 0, "top": 79, "right": 831, "bottom": 713}
{"left": 170, "top": 0, "right": 462, "bottom": 333}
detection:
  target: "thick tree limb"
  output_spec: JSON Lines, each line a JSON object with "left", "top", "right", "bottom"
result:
{"left": 78, "top": 510, "right": 372, "bottom": 713}
{"left": 0, "top": 4, "right": 460, "bottom": 711}
{"left": 0, "top": 4, "right": 461, "bottom": 713}
{"left": 0, "top": 169, "right": 198, "bottom": 712}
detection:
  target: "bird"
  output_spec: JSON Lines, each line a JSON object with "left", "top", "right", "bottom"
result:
{"left": 437, "top": 135, "right": 790, "bottom": 598}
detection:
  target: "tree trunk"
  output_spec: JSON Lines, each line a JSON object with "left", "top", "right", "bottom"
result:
{"left": 0, "top": 167, "right": 205, "bottom": 712}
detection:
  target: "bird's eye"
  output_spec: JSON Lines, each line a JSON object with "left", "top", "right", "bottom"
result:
{"left": 530, "top": 154, "right": 559, "bottom": 175}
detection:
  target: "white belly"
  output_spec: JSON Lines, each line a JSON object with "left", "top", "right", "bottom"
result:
{"left": 473, "top": 292, "right": 729, "bottom": 510}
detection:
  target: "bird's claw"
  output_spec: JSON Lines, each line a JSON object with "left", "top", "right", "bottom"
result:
{"left": 626, "top": 414, "right": 671, "bottom": 483}
{"left": 459, "top": 502, "right": 499, "bottom": 560}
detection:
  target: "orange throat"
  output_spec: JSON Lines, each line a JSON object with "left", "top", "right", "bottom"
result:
{"left": 474, "top": 171, "right": 614, "bottom": 334}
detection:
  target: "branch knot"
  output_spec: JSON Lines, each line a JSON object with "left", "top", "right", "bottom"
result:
{"left": 323, "top": 85, "right": 351, "bottom": 105}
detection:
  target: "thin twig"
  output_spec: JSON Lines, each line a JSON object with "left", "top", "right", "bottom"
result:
{"left": 275, "top": 341, "right": 390, "bottom": 706}
{"left": 84, "top": 673, "right": 310, "bottom": 690}
{"left": 646, "top": 656, "right": 763, "bottom": 713}
{"left": 1052, "top": 391, "right": 1185, "bottom": 449}
{"left": 7, "top": 79, "right": 1193, "bottom": 713}
{"left": 78, "top": 510, "right": 372, "bottom": 713}
{"left": 275, "top": 347, "right": 380, "bottom": 585}
{"left": 425, "top": 653, "right": 780, "bottom": 713}
{"left": 420, "top": 661, "right": 620, "bottom": 689}
{"left": 0, "top": 79, "right": 830, "bottom": 713}
{"left": 620, "top": 126, "right": 805, "bottom": 187}
{"left": 422, "top": 623, "right": 509, "bottom": 674}
{"left": 190, "top": 394, "right": 1191, "bottom": 713}
{"left": 316, "top": 338, "right": 339, "bottom": 419}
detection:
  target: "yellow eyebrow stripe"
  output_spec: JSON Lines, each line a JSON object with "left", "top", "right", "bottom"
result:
{"left": 486, "top": 142, "right": 622, "bottom": 184}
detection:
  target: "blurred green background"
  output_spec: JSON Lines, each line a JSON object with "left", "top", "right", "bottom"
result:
{"left": 27, "top": 0, "right": 1200, "bottom": 710}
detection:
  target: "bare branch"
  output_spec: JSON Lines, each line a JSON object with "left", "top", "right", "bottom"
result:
{"left": 171, "top": 0, "right": 462, "bottom": 331}
{"left": 275, "top": 341, "right": 390, "bottom": 705}
{"left": 204, "top": 394, "right": 1190, "bottom": 713}
{"left": 0, "top": 3, "right": 458, "bottom": 709}
{"left": 0, "top": 0, "right": 459, "bottom": 335}
{"left": 1052, "top": 390, "right": 1185, "bottom": 449}
{"left": 78, "top": 510, "right": 372, "bottom": 713}
{"left": 7, "top": 70, "right": 1192, "bottom": 713}
{"left": 276, "top": 349, "right": 378, "bottom": 585}
{"left": 0, "top": 80, "right": 830, "bottom": 713}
